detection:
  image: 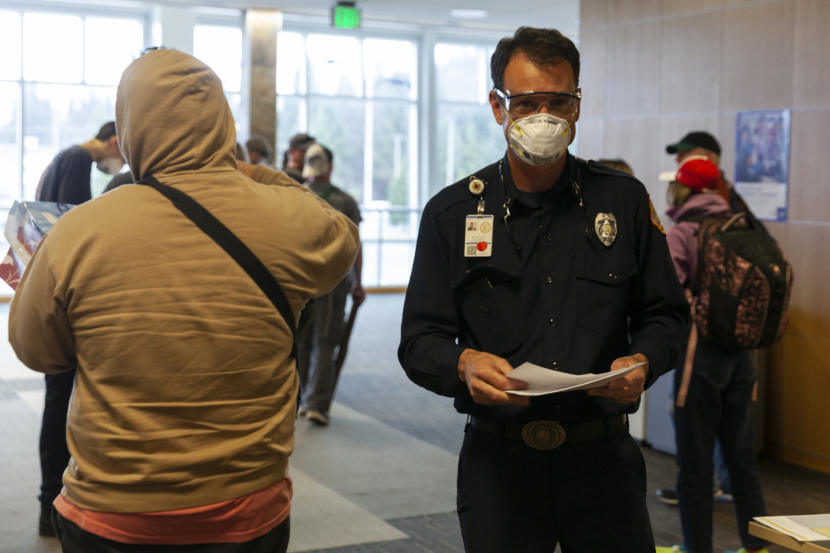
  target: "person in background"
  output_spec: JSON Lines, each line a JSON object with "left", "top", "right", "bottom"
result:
{"left": 296, "top": 143, "right": 365, "bottom": 426}
{"left": 33, "top": 119, "right": 123, "bottom": 537}
{"left": 36, "top": 121, "right": 123, "bottom": 204}
{"left": 665, "top": 130, "right": 752, "bottom": 216}
{"left": 398, "top": 26, "right": 688, "bottom": 552}
{"left": 10, "top": 48, "right": 359, "bottom": 553}
{"left": 281, "top": 133, "right": 315, "bottom": 183}
{"left": 656, "top": 157, "right": 768, "bottom": 553}
{"left": 235, "top": 141, "right": 249, "bottom": 163}
{"left": 657, "top": 130, "right": 751, "bottom": 508}
{"left": 104, "top": 141, "right": 251, "bottom": 194}
{"left": 245, "top": 134, "right": 274, "bottom": 167}
{"left": 596, "top": 158, "right": 633, "bottom": 175}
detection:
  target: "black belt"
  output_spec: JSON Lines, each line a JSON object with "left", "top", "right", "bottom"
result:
{"left": 469, "top": 414, "right": 627, "bottom": 451}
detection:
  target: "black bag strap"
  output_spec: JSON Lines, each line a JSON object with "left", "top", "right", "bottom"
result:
{"left": 138, "top": 175, "right": 296, "bottom": 357}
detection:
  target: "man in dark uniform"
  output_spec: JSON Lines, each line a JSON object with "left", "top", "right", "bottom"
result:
{"left": 398, "top": 27, "right": 688, "bottom": 553}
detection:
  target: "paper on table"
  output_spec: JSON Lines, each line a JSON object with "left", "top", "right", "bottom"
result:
{"left": 754, "top": 515, "right": 830, "bottom": 542}
{"left": 505, "top": 361, "right": 646, "bottom": 397}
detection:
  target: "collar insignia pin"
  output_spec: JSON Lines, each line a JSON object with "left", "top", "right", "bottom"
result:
{"left": 468, "top": 178, "right": 485, "bottom": 196}
{"left": 594, "top": 212, "right": 618, "bottom": 247}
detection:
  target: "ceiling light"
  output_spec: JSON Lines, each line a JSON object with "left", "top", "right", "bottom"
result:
{"left": 450, "top": 8, "right": 487, "bottom": 19}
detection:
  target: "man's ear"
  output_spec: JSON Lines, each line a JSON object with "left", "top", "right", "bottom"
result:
{"left": 488, "top": 90, "right": 504, "bottom": 126}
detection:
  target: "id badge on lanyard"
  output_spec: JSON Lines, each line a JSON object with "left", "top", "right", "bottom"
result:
{"left": 464, "top": 214, "right": 494, "bottom": 257}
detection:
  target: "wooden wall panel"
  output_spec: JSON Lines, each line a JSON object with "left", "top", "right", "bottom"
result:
{"left": 789, "top": 109, "right": 830, "bottom": 223}
{"left": 766, "top": 332, "right": 830, "bottom": 474}
{"left": 793, "top": 0, "right": 830, "bottom": 107}
{"left": 575, "top": 117, "right": 605, "bottom": 160}
{"left": 579, "top": 0, "right": 608, "bottom": 28}
{"left": 603, "top": 117, "right": 661, "bottom": 191}
{"left": 605, "top": 21, "right": 662, "bottom": 115}
{"left": 659, "top": 11, "right": 723, "bottom": 113}
{"left": 722, "top": 1, "right": 795, "bottom": 110}
{"left": 579, "top": 27, "right": 608, "bottom": 118}
{"left": 663, "top": 0, "right": 723, "bottom": 15}
{"left": 609, "top": 0, "right": 662, "bottom": 22}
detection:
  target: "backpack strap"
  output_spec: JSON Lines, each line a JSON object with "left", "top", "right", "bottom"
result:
{"left": 138, "top": 175, "right": 297, "bottom": 358}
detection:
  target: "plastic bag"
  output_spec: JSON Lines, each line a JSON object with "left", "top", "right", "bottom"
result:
{"left": 0, "top": 201, "right": 74, "bottom": 290}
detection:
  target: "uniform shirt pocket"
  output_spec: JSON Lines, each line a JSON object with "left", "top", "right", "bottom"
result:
{"left": 451, "top": 266, "right": 523, "bottom": 358}
{"left": 574, "top": 252, "right": 637, "bottom": 332}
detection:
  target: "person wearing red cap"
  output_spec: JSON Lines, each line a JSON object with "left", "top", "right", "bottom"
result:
{"left": 657, "top": 157, "right": 769, "bottom": 553}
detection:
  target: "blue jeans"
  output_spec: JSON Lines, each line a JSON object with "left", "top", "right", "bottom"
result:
{"left": 673, "top": 341, "right": 766, "bottom": 553}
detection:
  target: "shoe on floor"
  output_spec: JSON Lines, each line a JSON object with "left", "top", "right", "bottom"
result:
{"left": 713, "top": 487, "right": 734, "bottom": 503}
{"left": 297, "top": 407, "right": 307, "bottom": 417}
{"left": 656, "top": 546, "right": 685, "bottom": 553}
{"left": 38, "top": 507, "right": 56, "bottom": 538}
{"left": 656, "top": 487, "right": 679, "bottom": 505}
{"left": 307, "top": 410, "right": 330, "bottom": 426}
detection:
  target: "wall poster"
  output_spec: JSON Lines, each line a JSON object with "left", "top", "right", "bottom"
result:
{"left": 734, "top": 109, "right": 790, "bottom": 222}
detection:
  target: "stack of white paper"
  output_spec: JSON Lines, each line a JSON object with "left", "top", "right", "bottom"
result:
{"left": 506, "top": 361, "right": 646, "bottom": 397}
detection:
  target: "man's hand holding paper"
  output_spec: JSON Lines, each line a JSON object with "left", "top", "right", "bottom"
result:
{"left": 504, "top": 355, "right": 648, "bottom": 402}
{"left": 587, "top": 354, "right": 649, "bottom": 405}
{"left": 457, "top": 349, "right": 529, "bottom": 406}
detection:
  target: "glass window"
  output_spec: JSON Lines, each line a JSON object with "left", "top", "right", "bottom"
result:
{"left": 433, "top": 104, "right": 504, "bottom": 197}
{"left": 23, "top": 12, "right": 83, "bottom": 83}
{"left": 84, "top": 17, "right": 144, "bottom": 86}
{"left": 276, "top": 32, "right": 306, "bottom": 96}
{"left": 308, "top": 97, "right": 365, "bottom": 202}
{"left": 434, "top": 43, "right": 491, "bottom": 103}
{"left": 306, "top": 34, "right": 362, "bottom": 97}
{"left": 364, "top": 38, "right": 416, "bottom": 100}
{"left": 0, "top": 83, "right": 20, "bottom": 207}
{"left": 276, "top": 95, "right": 305, "bottom": 166}
{"left": 0, "top": 11, "right": 21, "bottom": 80}
{"left": 226, "top": 92, "right": 243, "bottom": 135}
{"left": 370, "top": 101, "right": 413, "bottom": 205}
{"left": 193, "top": 25, "right": 243, "bottom": 93}
{"left": 433, "top": 42, "right": 504, "bottom": 196}
{"left": 278, "top": 31, "right": 419, "bottom": 286}
{"left": 22, "top": 84, "right": 117, "bottom": 199}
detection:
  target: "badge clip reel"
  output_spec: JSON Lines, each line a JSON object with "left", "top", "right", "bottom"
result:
{"left": 465, "top": 177, "right": 493, "bottom": 258}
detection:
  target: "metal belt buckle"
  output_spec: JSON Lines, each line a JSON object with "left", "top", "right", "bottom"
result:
{"left": 521, "top": 420, "right": 566, "bottom": 451}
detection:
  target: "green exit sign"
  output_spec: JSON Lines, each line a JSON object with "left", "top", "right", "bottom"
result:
{"left": 332, "top": 2, "right": 360, "bottom": 28}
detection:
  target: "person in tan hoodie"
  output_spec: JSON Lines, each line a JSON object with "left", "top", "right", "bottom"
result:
{"left": 9, "top": 48, "right": 359, "bottom": 552}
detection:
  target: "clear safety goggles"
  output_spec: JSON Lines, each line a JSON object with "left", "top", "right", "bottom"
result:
{"left": 493, "top": 88, "right": 581, "bottom": 118}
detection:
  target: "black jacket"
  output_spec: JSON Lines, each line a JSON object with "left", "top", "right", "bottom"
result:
{"left": 398, "top": 153, "right": 689, "bottom": 423}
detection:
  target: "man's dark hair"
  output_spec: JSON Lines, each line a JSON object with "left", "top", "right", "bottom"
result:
{"left": 96, "top": 121, "right": 116, "bottom": 141}
{"left": 490, "top": 27, "right": 580, "bottom": 91}
{"left": 246, "top": 135, "right": 274, "bottom": 160}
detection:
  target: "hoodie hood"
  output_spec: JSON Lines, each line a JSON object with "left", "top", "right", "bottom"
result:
{"left": 116, "top": 49, "right": 237, "bottom": 181}
{"left": 666, "top": 191, "right": 730, "bottom": 223}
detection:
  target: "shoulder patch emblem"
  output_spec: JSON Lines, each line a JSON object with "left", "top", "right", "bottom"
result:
{"left": 648, "top": 196, "right": 666, "bottom": 235}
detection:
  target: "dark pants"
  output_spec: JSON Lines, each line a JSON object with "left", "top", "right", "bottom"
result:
{"left": 457, "top": 421, "right": 654, "bottom": 553}
{"left": 296, "top": 277, "right": 350, "bottom": 414}
{"left": 40, "top": 369, "right": 75, "bottom": 510}
{"left": 673, "top": 341, "right": 767, "bottom": 553}
{"left": 53, "top": 510, "right": 290, "bottom": 553}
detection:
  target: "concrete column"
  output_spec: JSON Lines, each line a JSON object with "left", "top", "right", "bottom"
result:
{"left": 243, "top": 9, "right": 281, "bottom": 161}
{"left": 151, "top": 6, "right": 195, "bottom": 53}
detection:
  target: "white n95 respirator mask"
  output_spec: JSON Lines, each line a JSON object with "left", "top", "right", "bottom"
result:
{"left": 97, "top": 157, "right": 124, "bottom": 175}
{"left": 506, "top": 112, "right": 571, "bottom": 167}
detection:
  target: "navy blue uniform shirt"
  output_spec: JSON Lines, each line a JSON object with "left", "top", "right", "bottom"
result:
{"left": 398, "top": 154, "right": 688, "bottom": 423}
{"left": 37, "top": 145, "right": 93, "bottom": 204}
